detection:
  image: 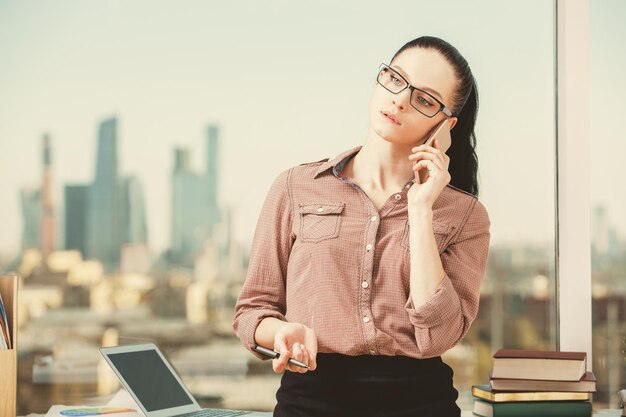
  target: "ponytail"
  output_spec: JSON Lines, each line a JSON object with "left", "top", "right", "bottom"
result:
{"left": 448, "top": 79, "right": 479, "bottom": 197}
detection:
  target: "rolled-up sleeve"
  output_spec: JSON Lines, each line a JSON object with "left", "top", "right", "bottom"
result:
{"left": 404, "top": 198, "right": 491, "bottom": 357}
{"left": 232, "top": 168, "right": 294, "bottom": 360}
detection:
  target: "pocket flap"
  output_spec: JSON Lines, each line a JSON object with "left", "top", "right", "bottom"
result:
{"left": 299, "top": 202, "right": 345, "bottom": 215}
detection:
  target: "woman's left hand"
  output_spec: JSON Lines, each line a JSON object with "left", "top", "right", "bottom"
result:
{"left": 407, "top": 139, "right": 451, "bottom": 209}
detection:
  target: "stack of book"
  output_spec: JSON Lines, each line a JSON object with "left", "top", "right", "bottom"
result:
{"left": 472, "top": 349, "right": 596, "bottom": 417}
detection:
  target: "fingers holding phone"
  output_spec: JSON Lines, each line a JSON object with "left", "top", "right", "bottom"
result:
{"left": 410, "top": 142, "right": 450, "bottom": 185}
{"left": 410, "top": 119, "right": 452, "bottom": 184}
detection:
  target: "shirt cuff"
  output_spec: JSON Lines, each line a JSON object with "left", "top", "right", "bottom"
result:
{"left": 236, "top": 308, "right": 286, "bottom": 360}
{"left": 404, "top": 274, "right": 461, "bottom": 328}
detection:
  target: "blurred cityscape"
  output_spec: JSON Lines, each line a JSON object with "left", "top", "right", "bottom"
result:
{"left": 1, "top": 115, "right": 625, "bottom": 414}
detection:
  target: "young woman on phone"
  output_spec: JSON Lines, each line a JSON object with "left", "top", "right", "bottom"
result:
{"left": 232, "top": 35, "right": 491, "bottom": 417}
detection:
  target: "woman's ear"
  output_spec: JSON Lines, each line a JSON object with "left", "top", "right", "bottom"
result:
{"left": 448, "top": 117, "right": 458, "bottom": 130}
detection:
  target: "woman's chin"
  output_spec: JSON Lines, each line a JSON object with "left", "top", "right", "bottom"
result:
{"left": 370, "top": 125, "right": 408, "bottom": 145}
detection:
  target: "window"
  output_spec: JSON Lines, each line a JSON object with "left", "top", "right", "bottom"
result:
{"left": 590, "top": 0, "right": 626, "bottom": 409}
{"left": 0, "top": 1, "right": 579, "bottom": 414}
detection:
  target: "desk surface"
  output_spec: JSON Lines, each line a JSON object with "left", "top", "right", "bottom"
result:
{"left": 21, "top": 409, "right": 626, "bottom": 417}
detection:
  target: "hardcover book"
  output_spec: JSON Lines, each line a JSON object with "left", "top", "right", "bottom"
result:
{"left": 490, "top": 371, "right": 597, "bottom": 392}
{"left": 472, "top": 384, "right": 590, "bottom": 402}
{"left": 473, "top": 398, "right": 592, "bottom": 417}
{"left": 492, "top": 349, "right": 586, "bottom": 381}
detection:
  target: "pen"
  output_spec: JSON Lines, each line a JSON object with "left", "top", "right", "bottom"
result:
{"left": 253, "top": 345, "right": 309, "bottom": 369}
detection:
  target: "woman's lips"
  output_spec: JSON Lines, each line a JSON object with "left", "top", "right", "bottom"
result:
{"left": 381, "top": 111, "right": 400, "bottom": 125}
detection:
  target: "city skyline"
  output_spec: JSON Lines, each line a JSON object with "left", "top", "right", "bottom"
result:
{"left": 1, "top": 1, "right": 625, "bottom": 256}
{"left": 11, "top": 113, "right": 625, "bottom": 266}
{"left": 16, "top": 116, "right": 230, "bottom": 271}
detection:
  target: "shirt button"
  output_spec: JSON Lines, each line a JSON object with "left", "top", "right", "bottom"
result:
{"left": 365, "top": 243, "right": 373, "bottom": 251}
{"left": 370, "top": 215, "right": 377, "bottom": 222}
{"left": 394, "top": 194, "right": 401, "bottom": 200}
{"left": 317, "top": 207, "right": 324, "bottom": 212}
{"left": 363, "top": 316, "right": 370, "bottom": 323}
{"left": 361, "top": 281, "right": 369, "bottom": 289}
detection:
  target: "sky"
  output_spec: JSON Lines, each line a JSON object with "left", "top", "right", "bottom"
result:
{"left": 0, "top": 0, "right": 624, "bottom": 257}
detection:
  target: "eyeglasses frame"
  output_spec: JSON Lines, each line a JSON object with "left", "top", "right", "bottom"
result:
{"left": 377, "top": 63, "right": 453, "bottom": 118}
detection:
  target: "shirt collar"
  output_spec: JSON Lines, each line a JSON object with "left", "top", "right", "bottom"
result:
{"left": 313, "top": 145, "right": 363, "bottom": 179}
{"left": 315, "top": 144, "right": 417, "bottom": 192}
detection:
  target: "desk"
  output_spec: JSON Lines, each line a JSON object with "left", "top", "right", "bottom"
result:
{"left": 460, "top": 411, "right": 623, "bottom": 417}
{"left": 22, "top": 409, "right": 623, "bottom": 417}
{"left": 20, "top": 388, "right": 273, "bottom": 417}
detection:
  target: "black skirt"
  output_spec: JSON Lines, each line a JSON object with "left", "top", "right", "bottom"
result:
{"left": 273, "top": 353, "right": 461, "bottom": 417}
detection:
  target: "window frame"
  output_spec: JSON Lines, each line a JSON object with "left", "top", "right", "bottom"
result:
{"left": 555, "top": 0, "right": 593, "bottom": 368}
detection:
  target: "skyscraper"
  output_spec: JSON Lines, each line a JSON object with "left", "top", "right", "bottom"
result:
{"left": 169, "top": 124, "right": 222, "bottom": 264}
{"left": 170, "top": 148, "right": 189, "bottom": 255}
{"left": 40, "top": 134, "right": 56, "bottom": 257}
{"left": 20, "top": 187, "right": 41, "bottom": 250}
{"left": 19, "top": 134, "right": 60, "bottom": 256}
{"left": 206, "top": 124, "right": 219, "bottom": 229}
{"left": 87, "top": 117, "right": 121, "bottom": 268}
{"left": 64, "top": 117, "right": 148, "bottom": 270}
{"left": 119, "top": 175, "right": 148, "bottom": 245}
{"left": 64, "top": 184, "right": 89, "bottom": 256}
{"left": 171, "top": 148, "right": 207, "bottom": 258}
{"left": 206, "top": 125, "right": 219, "bottom": 207}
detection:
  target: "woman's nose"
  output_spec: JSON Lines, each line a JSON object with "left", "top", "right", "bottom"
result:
{"left": 392, "top": 89, "right": 411, "bottom": 110}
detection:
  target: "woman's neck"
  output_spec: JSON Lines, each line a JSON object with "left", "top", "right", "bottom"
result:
{"left": 347, "top": 129, "right": 416, "bottom": 191}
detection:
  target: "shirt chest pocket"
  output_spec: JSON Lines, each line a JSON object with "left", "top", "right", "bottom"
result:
{"left": 401, "top": 219, "right": 453, "bottom": 254}
{"left": 298, "top": 202, "right": 345, "bottom": 243}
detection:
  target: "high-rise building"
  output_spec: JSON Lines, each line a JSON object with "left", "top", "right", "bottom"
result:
{"left": 170, "top": 148, "right": 189, "bottom": 255}
{"left": 206, "top": 124, "right": 220, "bottom": 229}
{"left": 119, "top": 175, "right": 148, "bottom": 244}
{"left": 20, "top": 134, "right": 56, "bottom": 255}
{"left": 20, "top": 187, "right": 41, "bottom": 250}
{"left": 87, "top": 117, "right": 121, "bottom": 268}
{"left": 171, "top": 148, "right": 208, "bottom": 258}
{"left": 206, "top": 125, "right": 219, "bottom": 211}
{"left": 169, "top": 123, "right": 222, "bottom": 263}
{"left": 40, "top": 134, "right": 56, "bottom": 257}
{"left": 64, "top": 184, "right": 89, "bottom": 256}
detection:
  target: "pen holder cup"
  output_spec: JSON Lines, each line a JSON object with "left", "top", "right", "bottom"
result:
{"left": 0, "top": 275, "right": 18, "bottom": 417}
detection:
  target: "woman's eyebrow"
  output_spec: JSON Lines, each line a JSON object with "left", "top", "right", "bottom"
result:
{"left": 391, "top": 64, "right": 443, "bottom": 101}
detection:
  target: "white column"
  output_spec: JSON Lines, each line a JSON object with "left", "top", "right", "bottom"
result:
{"left": 556, "top": 0, "right": 592, "bottom": 369}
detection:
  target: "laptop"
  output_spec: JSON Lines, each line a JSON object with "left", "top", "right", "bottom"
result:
{"left": 99, "top": 343, "right": 271, "bottom": 417}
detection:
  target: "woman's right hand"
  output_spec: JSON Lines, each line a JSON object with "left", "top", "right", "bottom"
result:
{"left": 272, "top": 322, "right": 318, "bottom": 374}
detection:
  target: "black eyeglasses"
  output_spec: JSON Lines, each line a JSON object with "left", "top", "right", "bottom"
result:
{"left": 376, "top": 63, "right": 453, "bottom": 118}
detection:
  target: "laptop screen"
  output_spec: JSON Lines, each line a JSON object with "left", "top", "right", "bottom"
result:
{"left": 107, "top": 349, "right": 194, "bottom": 412}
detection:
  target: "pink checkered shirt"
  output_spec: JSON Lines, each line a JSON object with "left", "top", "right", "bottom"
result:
{"left": 232, "top": 145, "right": 491, "bottom": 360}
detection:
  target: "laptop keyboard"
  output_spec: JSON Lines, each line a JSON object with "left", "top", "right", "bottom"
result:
{"left": 177, "top": 409, "right": 251, "bottom": 417}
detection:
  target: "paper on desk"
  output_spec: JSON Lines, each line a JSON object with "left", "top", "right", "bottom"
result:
{"left": 106, "top": 388, "right": 141, "bottom": 409}
{"left": 44, "top": 390, "right": 142, "bottom": 417}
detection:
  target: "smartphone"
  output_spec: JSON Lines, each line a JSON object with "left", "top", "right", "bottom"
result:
{"left": 422, "top": 118, "right": 451, "bottom": 151}
{"left": 416, "top": 118, "right": 452, "bottom": 184}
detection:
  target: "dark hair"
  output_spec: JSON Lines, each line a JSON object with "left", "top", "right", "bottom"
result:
{"left": 391, "top": 36, "right": 480, "bottom": 197}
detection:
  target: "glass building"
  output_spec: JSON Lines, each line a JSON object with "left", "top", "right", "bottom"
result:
{"left": 87, "top": 117, "right": 121, "bottom": 269}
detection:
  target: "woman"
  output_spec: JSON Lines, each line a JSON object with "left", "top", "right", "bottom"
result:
{"left": 232, "top": 35, "right": 491, "bottom": 417}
